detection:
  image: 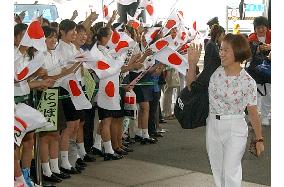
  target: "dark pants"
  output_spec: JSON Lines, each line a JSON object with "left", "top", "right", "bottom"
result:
{"left": 83, "top": 105, "right": 96, "bottom": 153}
{"left": 117, "top": 1, "right": 146, "bottom": 23}
{"left": 148, "top": 91, "right": 161, "bottom": 135}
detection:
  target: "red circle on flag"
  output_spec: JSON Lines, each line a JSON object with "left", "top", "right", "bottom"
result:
{"left": 193, "top": 21, "right": 197, "bottom": 31}
{"left": 69, "top": 80, "right": 81, "bottom": 96}
{"left": 146, "top": 5, "right": 154, "bottom": 16}
{"left": 155, "top": 40, "right": 168, "bottom": 50}
{"left": 150, "top": 30, "right": 159, "bottom": 40}
{"left": 112, "top": 31, "right": 120, "bottom": 44}
{"left": 17, "top": 67, "right": 29, "bottom": 80}
{"left": 165, "top": 20, "right": 176, "bottom": 29}
{"left": 97, "top": 61, "right": 110, "bottom": 70}
{"left": 181, "top": 32, "right": 186, "bottom": 41}
{"left": 105, "top": 81, "right": 115, "bottom": 97}
{"left": 27, "top": 21, "right": 45, "bottom": 39}
{"left": 132, "top": 21, "right": 140, "bottom": 29}
{"left": 103, "top": 5, "right": 109, "bottom": 17}
{"left": 115, "top": 41, "right": 129, "bottom": 52}
{"left": 168, "top": 53, "right": 182, "bottom": 65}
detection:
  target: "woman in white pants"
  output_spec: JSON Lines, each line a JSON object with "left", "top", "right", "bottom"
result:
{"left": 187, "top": 34, "right": 264, "bottom": 187}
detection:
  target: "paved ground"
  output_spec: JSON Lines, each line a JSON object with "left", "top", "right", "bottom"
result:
{"left": 56, "top": 119, "right": 270, "bottom": 187}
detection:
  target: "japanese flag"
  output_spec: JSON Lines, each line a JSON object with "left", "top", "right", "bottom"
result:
{"left": 97, "top": 73, "right": 121, "bottom": 110}
{"left": 84, "top": 46, "right": 124, "bottom": 80}
{"left": 162, "top": 10, "right": 184, "bottom": 36}
{"left": 14, "top": 52, "right": 45, "bottom": 81}
{"left": 58, "top": 74, "right": 92, "bottom": 110}
{"left": 139, "top": 0, "right": 154, "bottom": 17}
{"left": 150, "top": 35, "right": 179, "bottom": 53}
{"left": 19, "top": 20, "right": 47, "bottom": 51}
{"left": 14, "top": 103, "right": 51, "bottom": 146}
{"left": 107, "top": 31, "right": 136, "bottom": 55}
{"left": 103, "top": 0, "right": 114, "bottom": 21}
{"left": 175, "top": 25, "right": 190, "bottom": 47}
{"left": 153, "top": 46, "right": 188, "bottom": 75}
{"left": 127, "top": 14, "right": 140, "bottom": 30}
{"left": 144, "top": 27, "right": 161, "bottom": 43}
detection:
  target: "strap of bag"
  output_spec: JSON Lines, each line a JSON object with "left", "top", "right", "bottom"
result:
{"left": 194, "top": 43, "right": 221, "bottom": 87}
{"left": 257, "top": 83, "right": 267, "bottom": 96}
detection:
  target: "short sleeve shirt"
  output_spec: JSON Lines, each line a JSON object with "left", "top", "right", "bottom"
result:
{"left": 208, "top": 66, "right": 257, "bottom": 115}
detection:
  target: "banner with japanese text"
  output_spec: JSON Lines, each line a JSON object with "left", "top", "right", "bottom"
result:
{"left": 36, "top": 89, "right": 58, "bottom": 132}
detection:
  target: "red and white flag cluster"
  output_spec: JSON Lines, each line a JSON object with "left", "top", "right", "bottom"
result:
{"left": 106, "top": 30, "right": 136, "bottom": 55}
{"left": 19, "top": 20, "right": 47, "bottom": 51}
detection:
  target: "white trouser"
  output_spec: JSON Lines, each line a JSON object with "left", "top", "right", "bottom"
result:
{"left": 161, "top": 86, "right": 179, "bottom": 117}
{"left": 179, "top": 72, "right": 186, "bottom": 91}
{"left": 206, "top": 114, "right": 248, "bottom": 187}
{"left": 257, "top": 83, "right": 271, "bottom": 121}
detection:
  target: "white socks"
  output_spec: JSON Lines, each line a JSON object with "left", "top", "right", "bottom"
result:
{"left": 103, "top": 141, "right": 114, "bottom": 154}
{"left": 136, "top": 128, "right": 143, "bottom": 137}
{"left": 49, "top": 158, "right": 61, "bottom": 174}
{"left": 77, "top": 143, "right": 87, "bottom": 159}
{"left": 60, "top": 151, "right": 72, "bottom": 169}
{"left": 41, "top": 162, "right": 52, "bottom": 177}
{"left": 142, "top": 129, "right": 150, "bottom": 138}
{"left": 93, "top": 134, "right": 102, "bottom": 150}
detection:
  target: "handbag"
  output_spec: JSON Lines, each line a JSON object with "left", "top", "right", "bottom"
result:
{"left": 174, "top": 59, "right": 220, "bottom": 129}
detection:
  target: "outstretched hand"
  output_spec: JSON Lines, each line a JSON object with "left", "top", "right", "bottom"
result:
{"left": 187, "top": 43, "right": 202, "bottom": 66}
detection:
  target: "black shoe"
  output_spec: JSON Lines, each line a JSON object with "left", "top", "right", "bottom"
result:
{"left": 75, "top": 163, "right": 85, "bottom": 171}
{"left": 104, "top": 153, "right": 123, "bottom": 161}
{"left": 83, "top": 154, "right": 96, "bottom": 162}
{"left": 122, "top": 141, "right": 130, "bottom": 147}
{"left": 151, "top": 132, "right": 164, "bottom": 138}
{"left": 76, "top": 158, "right": 87, "bottom": 167}
{"left": 90, "top": 147, "right": 104, "bottom": 157}
{"left": 134, "top": 135, "right": 143, "bottom": 142}
{"left": 60, "top": 167, "right": 80, "bottom": 174}
{"left": 43, "top": 174, "right": 62, "bottom": 183}
{"left": 159, "top": 119, "right": 167, "bottom": 123}
{"left": 114, "top": 148, "right": 128, "bottom": 155}
{"left": 52, "top": 171, "right": 71, "bottom": 179}
{"left": 141, "top": 137, "right": 158, "bottom": 145}
{"left": 121, "top": 146, "right": 133, "bottom": 152}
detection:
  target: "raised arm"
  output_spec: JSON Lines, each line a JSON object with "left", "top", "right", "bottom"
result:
{"left": 186, "top": 43, "right": 202, "bottom": 90}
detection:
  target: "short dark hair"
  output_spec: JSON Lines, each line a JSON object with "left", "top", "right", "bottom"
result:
{"left": 42, "top": 26, "right": 57, "bottom": 38}
{"left": 253, "top": 16, "right": 269, "bottom": 30}
{"left": 42, "top": 18, "right": 50, "bottom": 26}
{"left": 76, "top": 24, "right": 86, "bottom": 33}
{"left": 14, "top": 23, "right": 28, "bottom": 36}
{"left": 223, "top": 33, "right": 252, "bottom": 62}
{"left": 210, "top": 24, "right": 225, "bottom": 42}
{"left": 58, "top": 19, "right": 77, "bottom": 39}
{"left": 50, "top": 22, "right": 59, "bottom": 28}
{"left": 96, "top": 27, "right": 111, "bottom": 41}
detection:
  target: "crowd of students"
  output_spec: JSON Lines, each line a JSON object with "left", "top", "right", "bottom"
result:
{"left": 14, "top": 2, "right": 270, "bottom": 187}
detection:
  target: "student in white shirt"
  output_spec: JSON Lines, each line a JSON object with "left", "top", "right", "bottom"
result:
{"left": 39, "top": 26, "right": 82, "bottom": 182}
{"left": 186, "top": 34, "right": 264, "bottom": 187}
{"left": 72, "top": 24, "right": 96, "bottom": 165}
{"left": 14, "top": 23, "right": 55, "bottom": 187}
{"left": 94, "top": 27, "right": 125, "bottom": 161}
{"left": 55, "top": 19, "right": 82, "bottom": 174}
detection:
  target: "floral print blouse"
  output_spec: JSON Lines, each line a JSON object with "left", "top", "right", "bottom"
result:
{"left": 208, "top": 66, "right": 257, "bottom": 115}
